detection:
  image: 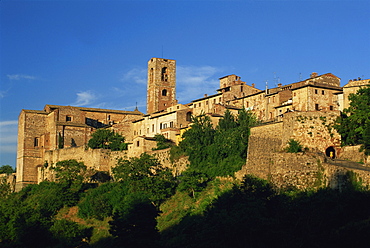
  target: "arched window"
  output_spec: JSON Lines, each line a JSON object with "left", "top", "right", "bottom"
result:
{"left": 162, "top": 89, "right": 167, "bottom": 96}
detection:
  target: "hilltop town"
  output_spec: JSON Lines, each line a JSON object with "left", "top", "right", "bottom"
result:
{"left": 14, "top": 57, "right": 370, "bottom": 191}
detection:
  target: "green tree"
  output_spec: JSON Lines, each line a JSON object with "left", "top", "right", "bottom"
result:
{"left": 112, "top": 153, "right": 176, "bottom": 205}
{"left": 179, "top": 109, "right": 257, "bottom": 177}
{"left": 152, "top": 134, "right": 174, "bottom": 150}
{"left": 53, "top": 159, "right": 87, "bottom": 186}
{"left": 177, "top": 170, "right": 210, "bottom": 198}
{"left": 109, "top": 194, "right": 160, "bottom": 248}
{"left": 334, "top": 84, "right": 370, "bottom": 154}
{"left": 88, "top": 129, "right": 128, "bottom": 151}
{"left": 50, "top": 219, "right": 92, "bottom": 248}
{"left": 0, "top": 165, "right": 15, "bottom": 174}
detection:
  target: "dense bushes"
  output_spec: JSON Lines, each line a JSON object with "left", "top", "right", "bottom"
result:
{"left": 179, "top": 109, "right": 257, "bottom": 177}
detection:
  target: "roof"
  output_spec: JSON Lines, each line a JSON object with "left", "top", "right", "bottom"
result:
{"left": 44, "top": 104, "right": 143, "bottom": 115}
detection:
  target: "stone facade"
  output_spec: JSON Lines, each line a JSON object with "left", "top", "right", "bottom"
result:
{"left": 15, "top": 57, "right": 370, "bottom": 190}
{"left": 16, "top": 105, "right": 143, "bottom": 190}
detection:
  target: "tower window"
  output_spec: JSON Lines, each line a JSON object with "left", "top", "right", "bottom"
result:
{"left": 150, "top": 68, "right": 154, "bottom": 83}
{"left": 161, "top": 67, "right": 168, "bottom": 81}
{"left": 162, "top": 89, "right": 167, "bottom": 96}
{"left": 66, "top": 116, "right": 72, "bottom": 122}
{"left": 34, "top": 137, "right": 39, "bottom": 147}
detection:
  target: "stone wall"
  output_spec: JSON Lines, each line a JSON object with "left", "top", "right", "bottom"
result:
{"left": 40, "top": 146, "right": 189, "bottom": 183}
{"left": 240, "top": 111, "right": 370, "bottom": 189}
{"left": 282, "top": 111, "right": 341, "bottom": 152}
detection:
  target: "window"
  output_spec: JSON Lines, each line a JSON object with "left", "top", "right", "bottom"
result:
{"left": 199, "top": 103, "right": 201, "bottom": 107}
{"left": 150, "top": 68, "right": 154, "bottom": 83}
{"left": 161, "top": 67, "right": 168, "bottom": 81}
{"left": 152, "top": 124, "right": 154, "bottom": 132}
{"left": 214, "top": 99, "right": 216, "bottom": 104}
{"left": 322, "top": 90, "right": 325, "bottom": 95}
{"left": 34, "top": 137, "right": 39, "bottom": 147}
{"left": 315, "top": 104, "right": 319, "bottom": 110}
{"left": 66, "top": 116, "right": 72, "bottom": 122}
{"left": 108, "top": 115, "right": 111, "bottom": 120}
{"left": 137, "top": 141, "right": 140, "bottom": 147}
{"left": 162, "top": 89, "right": 167, "bottom": 96}
{"left": 160, "top": 123, "right": 163, "bottom": 129}
{"left": 186, "top": 112, "right": 192, "bottom": 122}
{"left": 330, "top": 105, "right": 334, "bottom": 110}
{"left": 315, "top": 89, "right": 318, "bottom": 94}
{"left": 170, "top": 121, "right": 173, "bottom": 128}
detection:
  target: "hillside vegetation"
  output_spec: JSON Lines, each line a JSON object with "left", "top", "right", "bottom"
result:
{"left": 2, "top": 106, "right": 370, "bottom": 247}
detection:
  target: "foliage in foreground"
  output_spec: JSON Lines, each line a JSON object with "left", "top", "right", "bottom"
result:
{"left": 179, "top": 109, "right": 258, "bottom": 177}
{"left": 2, "top": 165, "right": 370, "bottom": 248}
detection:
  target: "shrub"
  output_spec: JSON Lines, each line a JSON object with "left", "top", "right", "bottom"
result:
{"left": 286, "top": 139, "right": 303, "bottom": 153}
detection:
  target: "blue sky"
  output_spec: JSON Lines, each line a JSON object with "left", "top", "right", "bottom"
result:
{"left": 1, "top": 0, "right": 369, "bottom": 168}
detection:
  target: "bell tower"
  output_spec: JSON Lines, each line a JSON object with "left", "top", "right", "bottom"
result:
{"left": 147, "top": 58, "right": 176, "bottom": 114}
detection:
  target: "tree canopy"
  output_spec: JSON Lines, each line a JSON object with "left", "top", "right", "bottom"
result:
{"left": 0, "top": 165, "right": 15, "bottom": 174}
{"left": 88, "top": 129, "right": 128, "bottom": 151}
{"left": 112, "top": 153, "right": 176, "bottom": 205}
{"left": 179, "top": 109, "right": 258, "bottom": 177}
{"left": 334, "top": 84, "right": 370, "bottom": 154}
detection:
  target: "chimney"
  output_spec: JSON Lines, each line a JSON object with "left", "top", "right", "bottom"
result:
{"left": 204, "top": 94, "right": 208, "bottom": 97}
{"left": 252, "top": 83, "right": 255, "bottom": 88}
{"left": 310, "top": 72, "right": 318, "bottom": 78}
{"left": 278, "top": 83, "right": 282, "bottom": 87}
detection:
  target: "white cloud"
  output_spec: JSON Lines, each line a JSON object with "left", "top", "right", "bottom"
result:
{"left": 74, "top": 91, "right": 96, "bottom": 106}
{"left": 121, "top": 68, "right": 147, "bottom": 85}
{"left": 176, "top": 65, "right": 222, "bottom": 103}
{"left": 0, "top": 91, "right": 6, "bottom": 98}
{"left": 0, "top": 120, "right": 18, "bottom": 127}
{"left": 7, "top": 74, "right": 36, "bottom": 80}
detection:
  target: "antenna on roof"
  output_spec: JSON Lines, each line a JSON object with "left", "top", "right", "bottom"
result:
{"left": 299, "top": 73, "right": 302, "bottom": 81}
{"left": 274, "top": 72, "right": 277, "bottom": 87}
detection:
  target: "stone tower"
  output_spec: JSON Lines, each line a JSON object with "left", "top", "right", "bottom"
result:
{"left": 147, "top": 58, "right": 176, "bottom": 114}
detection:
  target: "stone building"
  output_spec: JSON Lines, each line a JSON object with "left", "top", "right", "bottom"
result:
{"left": 16, "top": 105, "right": 143, "bottom": 190}
{"left": 16, "top": 57, "right": 369, "bottom": 190}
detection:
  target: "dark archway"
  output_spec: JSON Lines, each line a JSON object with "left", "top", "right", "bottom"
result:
{"left": 325, "top": 146, "right": 336, "bottom": 159}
